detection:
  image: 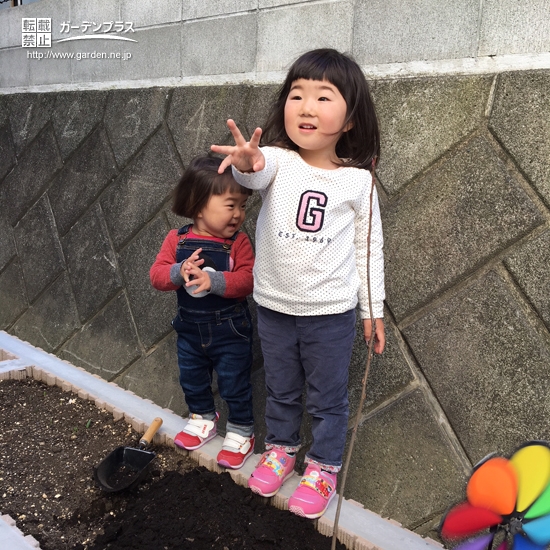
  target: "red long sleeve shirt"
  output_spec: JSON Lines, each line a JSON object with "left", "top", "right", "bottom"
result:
{"left": 150, "top": 229, "right": 254, "bottom": 300}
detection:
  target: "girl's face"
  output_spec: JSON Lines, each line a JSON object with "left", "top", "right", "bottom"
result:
{"left": 284, "top": 78, "right": 350, "bottom": 169}
{"left": 194, "top": 189, "right": 248, "bottom": 239}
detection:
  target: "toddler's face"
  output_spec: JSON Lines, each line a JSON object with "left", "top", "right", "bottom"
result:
{"left": 284, "top": 78, "right": 350, "bottom": 167}
{"left": 194, "top": 189, "right": 248, "bottom": 239}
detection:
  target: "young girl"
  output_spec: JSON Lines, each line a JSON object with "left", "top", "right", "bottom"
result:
{"left": 150, "top": 156, "right": 256, "bottom": 470}
{"left": 211, "top": 48, "right": 386, "bottom": 517}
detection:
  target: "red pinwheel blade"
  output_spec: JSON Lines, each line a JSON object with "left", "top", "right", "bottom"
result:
{"left": 512, "top": 533, "right": 548, "bottom": 549}
{"left": 453, "top": 533, "right": 494, "bottom": 550}
{"left": 441, "top": 502, "right": 502, "bottom": 539}
{"left": 522, "top": 514, "right": 550, "bottom": 547}
{"left": 495, "top": 542, "right": 507, "bottom": 550}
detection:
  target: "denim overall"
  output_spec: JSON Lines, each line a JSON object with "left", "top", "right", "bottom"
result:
{"left": 171, "top": 225, "right": 254, "bottom": 429}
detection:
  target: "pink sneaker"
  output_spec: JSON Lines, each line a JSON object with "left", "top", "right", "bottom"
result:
{"left": 174, "top": 413, "right": 218, "bottom": 450}
{"left": 217, "top": 433, "right": 255, "bottom": 469}
{"left": 288, "top": 464, "right": 337, "bottom": 519}
{"left": 248, "top": 449, "right": 296, "bottom": 497}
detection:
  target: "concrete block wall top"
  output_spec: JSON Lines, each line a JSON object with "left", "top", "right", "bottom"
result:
{"left": 353, "top": 0, "right": 480, "bottom": 65}
{"left": 256, "top": 1, "right": 354, "bottom": 72}
{"left": 181, "top": 12, "right": 258, "bottom": 76}
{"left": 2, "top": 0, "right": 550, "bottom": 91}
{"left": 478, "top": 0, "right": 550, "bottom": 56}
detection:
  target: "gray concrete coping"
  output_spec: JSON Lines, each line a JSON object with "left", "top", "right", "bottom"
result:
{"left": 0, "top": 331, "right": 442, "bottom": 550}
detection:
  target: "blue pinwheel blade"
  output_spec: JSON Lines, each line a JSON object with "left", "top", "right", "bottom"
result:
{"left": 453, "top": 533, "right": 493, "bottom": 550}
{"left": 522, "top": 514, "right": 550, "bottom": 547}
{"left": 513, "top": 533, "right": 548, "bottom": 549}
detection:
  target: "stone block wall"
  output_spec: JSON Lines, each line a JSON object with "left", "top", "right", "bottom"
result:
{"left": 1, "top": 70, "right": 550, "bottom": 537}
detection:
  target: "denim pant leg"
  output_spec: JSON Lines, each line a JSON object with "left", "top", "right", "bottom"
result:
{"left": 298, "top": 309, "right": 356, "bottom": 471}
{"left": 257, "top": 306, "right": 305, "bottom": 452}
{"left": 208, "top": 307, "right": 254, "bottom": 429}
{"left": 174, "top": 317, "right": 216, "bottom": 416}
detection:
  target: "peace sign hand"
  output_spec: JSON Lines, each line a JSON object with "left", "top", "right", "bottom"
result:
{"left": 211, "top": 119, "right": 265, "bottom": 174}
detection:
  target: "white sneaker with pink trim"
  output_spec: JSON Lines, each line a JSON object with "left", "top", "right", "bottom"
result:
{"left": 174, "top": 413, "right": 218, "bottom": 450}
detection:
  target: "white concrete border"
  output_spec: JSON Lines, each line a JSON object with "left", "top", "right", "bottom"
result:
{"left": 0, "top": 516, "right": 40, "bottom": 550}
{"left": 0, "top": 331, "right": 442, "bottom": 550}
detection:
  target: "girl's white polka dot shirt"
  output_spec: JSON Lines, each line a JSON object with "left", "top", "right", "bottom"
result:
{"left": 233, "top": 146, "right": 385, "bottom": 319}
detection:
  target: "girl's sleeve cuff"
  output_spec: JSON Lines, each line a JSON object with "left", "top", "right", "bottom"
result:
{"left": 360, "top": 302, "right": 384, "bottom": 319}
{"left": 231, "top": 165, "right": 258, "bottom": 181}
{"left": 170, "top": 263, "right": 185, "bottom": 286}
{"left": 208, "top": 272, "right": 226, "bottom": 296}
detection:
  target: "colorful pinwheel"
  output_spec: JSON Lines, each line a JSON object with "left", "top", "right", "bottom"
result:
{"left": 440, "top": 441, "right": 550, "bottom": 549}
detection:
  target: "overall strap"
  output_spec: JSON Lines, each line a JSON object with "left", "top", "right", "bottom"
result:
{"left": 176, "top": 224, "right": 240, "bottom": 248}
{"left": 177, "top": 224, "right": 191, "bottom": 236}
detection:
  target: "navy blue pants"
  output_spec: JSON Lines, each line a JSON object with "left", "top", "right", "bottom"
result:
{"left": 257, "top": 306, "right": 356, "bottom": 470}
{"left": 173, "top": 302, "right": 254, "bottom": 430}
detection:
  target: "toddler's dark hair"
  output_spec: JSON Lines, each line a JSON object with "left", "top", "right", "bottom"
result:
{"left": 262, "top": 48, "right": 380, "bottom": 170}
{"left": 172, "top": 156, "right": 252, "bottom": 219}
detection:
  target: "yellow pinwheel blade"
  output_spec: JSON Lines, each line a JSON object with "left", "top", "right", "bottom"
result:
{"left": 510, "top": 444, "right": 550, "bottom": 512}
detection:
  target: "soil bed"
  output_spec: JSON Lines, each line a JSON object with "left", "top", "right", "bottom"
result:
{"left": 0, "top": 377, "right": 345, "bottom": 550}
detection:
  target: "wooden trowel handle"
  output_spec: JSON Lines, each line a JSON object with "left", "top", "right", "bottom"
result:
{"left": 139, "top": 417, "right": 163, "bottom": 448}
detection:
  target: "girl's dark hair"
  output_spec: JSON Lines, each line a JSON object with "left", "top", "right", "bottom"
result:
{"left": 172, "top": 156, "right": 252, "bottom": 219}
{"left": 262, "top": 48, "right": 380, "bottom": 170}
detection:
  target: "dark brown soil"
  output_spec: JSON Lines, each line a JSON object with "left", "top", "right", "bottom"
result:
{"left": 0, "top": 377, "right": 345, "bottom": 550}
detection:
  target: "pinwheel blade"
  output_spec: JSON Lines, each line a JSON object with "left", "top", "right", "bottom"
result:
{"left": 522, "top": 513, "right": 550, "bottom": 547}
{"left": 510, "top": 444, "right": 550, "bottom": 513}
{"left": 467, "top": 457, "right": 518, "bottom": 515}
{"left": 495, "top": 542, "right": 507, "bottom": 550}
{"left": 453, "top": 533, "right": 494, "bottom": 550}
{"left": 441, "top": 502, "right": 502, "bottom": 539}
{"left": 525, "top": 479, "right": 550, "bottom": 519}
{"left": 513, "top": 533, "right": 548, "bottom": 549}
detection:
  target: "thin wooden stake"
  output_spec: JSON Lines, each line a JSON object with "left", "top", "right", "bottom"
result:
{"left": 331, "top": 164, "right": 378, "bottom": 550}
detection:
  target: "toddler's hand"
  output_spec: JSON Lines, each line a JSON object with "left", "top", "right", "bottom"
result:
{"left": 211, "top": 119, "right": 265, "bottom": 174}
{"left": 363, "top": 318, "right": 385, "bottom": 354}
{"left": 184, "top": 264, "right": 212, "bottom": 295}
{"left": 180, "top": 248, "right": 204, "bottom": 283}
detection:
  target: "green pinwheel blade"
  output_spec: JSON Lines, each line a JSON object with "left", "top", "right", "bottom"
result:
{"left": 513, "top": 533, "right": 548, "bottom": 549}
{"left": 510, "top": 444, "right": 550, "bottom": 512}
{"left": 525, "top": 478, "right": 550, "bottom": 519}
{"left": 522, "top": 514, "right": 550, "bottom": 547}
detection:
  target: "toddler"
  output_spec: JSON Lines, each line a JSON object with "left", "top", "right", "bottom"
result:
{"left": 150, "top": 156, "right": 255, "bottom": 469}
